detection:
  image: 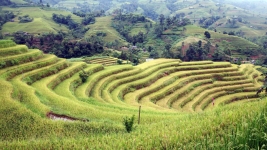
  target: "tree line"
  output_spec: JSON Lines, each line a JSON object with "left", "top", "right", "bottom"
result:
{"left": 52, "top": 14, "right": 79, "bottom": 29}
{"left": 184, "top": 40, "right": 210, "bottom": 61}
{"left": 0, "top": 11, "right": 15, "bottom": 30}
{"left": 12, "top": 31, "right": 104, "bottom": 58}
{"left": 198, "top": 16, "right": 221, "bottom": 28}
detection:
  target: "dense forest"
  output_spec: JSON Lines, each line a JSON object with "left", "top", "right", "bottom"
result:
{"left": 12, "top": 31, "right": 104, "bottom": 58}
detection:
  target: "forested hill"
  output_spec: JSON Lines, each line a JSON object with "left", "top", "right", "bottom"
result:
{"left": 1, "top": 0, "right": 267, "bottom": 66}
{"left": 18, "top": 0, "right": 266, "bottom": 38}
{"left": 3, "top": 0, "right": 267, "bottom": 38}
{"left": 0, "top": 0, "right": 13, "bottom": 6}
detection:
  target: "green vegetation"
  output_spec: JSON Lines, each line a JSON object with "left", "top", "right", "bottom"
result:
{"left": 52, "top": 13, "right": 79, "bottom": 29}
{"left": 18, "top": 14, "right": 33, "bottom": 23}
{"left": 1, "top": 1, "right": 267, "bottom": 147}
{"left": 0, "top": 10, "right": 15, "bottom": 30}
{"left": 85, "top": 16, "right": 128, "bottom": 47}
{"left": 123, "top": 115, "right": 135, "bottom": 133}
{"left": 79, "top": 69, "right": 89, "bottom": 83}
{"left": 1, "top": 7, "right": 82, "bottom": 34}
{"left": 0, "top": 2, "right": 265, "bottom": 63}
{"left": 1, "top": 41, "right": 267, "bottom": 149}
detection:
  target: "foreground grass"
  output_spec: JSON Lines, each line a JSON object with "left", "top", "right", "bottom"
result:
{"left": 1, "top": 99, "right": 267, "bottom": 149}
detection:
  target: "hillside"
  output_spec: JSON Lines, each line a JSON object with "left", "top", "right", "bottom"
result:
{"left": 0, "top": 0, "right": 266, "bottom": 64}
{"left": 220, "top": 0, "right": 267, "bottom": 14}
{"left": 1, "top": 40, "right": 267, "bottom": 148}
{"left": 1, "top": 7, "right": 82, "bottom": 34}
{"left": 85, "top": 16, "right": 128, "bottom": 46}
{"left": 181, "top": 25, "right": 259, "bottom": 54}
{"left": 30, "top": 0, "right": 267, "bottom": 38}
{"left": 175, "top": 1, "right": 267, "bottom": 38}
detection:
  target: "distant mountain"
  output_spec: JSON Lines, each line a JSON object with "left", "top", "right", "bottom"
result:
{"left": 20, "top": 0, "right": 264, "bottom": 38}
{"left": 1, "top": 0, "right": 266, "bottom": 62}
{"left": 215, "top": 0, "right": 267, "bottom": 14}
{"left": 0, "top": 0, "right": 13, "bottom": 6}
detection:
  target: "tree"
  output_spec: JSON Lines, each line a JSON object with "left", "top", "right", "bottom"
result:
{"left": 212, "top": 49, "right": 225, "bottom": 61}
{"left": 165, "top": 17, "right": 172, "bottom": 27}
{"left": 149, "top": 50, "right": 159, "bottom": 58}
{"left": 204, "top": 41, "right": 211, "bottom": 53}
{"left": 163, "top": 44, "right": 173, "bottom": 58}
{"left": 159, "top": 14, "right": 165, "bottom": 26}
{"left": 159, "top": 14, "right": 165, "bottom": 31}
{"left": 82, "top": 15, "right": 95, "bottom": 25}
{"left": 198, "top": 40, "right": 202, "bottom": 48}
{"left": 154, "top": 24, "right": 163, "bottom": 37}
{"left": 228, "top": 31, "right": 235, "bottom": 35}
{"left": 147, "top": 46, "right": 153, "bottom": 52}
{"left": 79, "top": 69, "right": 89, "bottom": 83}
{"left": 165, "top": 43, "right": 171, "bottom": 51}
{"left": 204, "top": 31, "right": 211, "bottom": 39}
{"left": 186, "top": 44, "right": 197, "bottom": 61}
{"left": 119, "top": 51, "right": 128, "bottom": 60}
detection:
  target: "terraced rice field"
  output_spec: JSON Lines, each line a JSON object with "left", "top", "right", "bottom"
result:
{"left": 1, "top": 40, "right": 267, "bottom": 149}
{"left": 85, "top": 57, "right": 118, "bottom": 66}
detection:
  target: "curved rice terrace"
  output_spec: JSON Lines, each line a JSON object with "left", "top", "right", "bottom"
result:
{"left": 84, "top": 57, "right": 118, "bottom": 66}
{"left": 1, "top": 40, "right": 267, "bottom": 149}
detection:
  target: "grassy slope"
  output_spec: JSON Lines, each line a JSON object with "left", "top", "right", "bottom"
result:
{"left": 1, "top": 7, "right": 82, "bottom": 34}
{"left": 171, "top": 25, "right": 259, "bottom": 55}
{"left": 85, "top": 16, "right": 128, "bottom": 46}
{"left": 129, "top": 23, "right": 148, "bottom": 36}
{"left": 55, "top": 0, "right": 99, "bottom": 9}
{"left": 175, "top": 0, "right": 267, "bottom": 38}
{"left": 38, "top": 0, "right": 267, "bottom": 38}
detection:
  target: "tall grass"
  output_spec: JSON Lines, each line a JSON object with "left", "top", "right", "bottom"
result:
{"left": 1, "top": 100, "right": 266, "bottom": 149}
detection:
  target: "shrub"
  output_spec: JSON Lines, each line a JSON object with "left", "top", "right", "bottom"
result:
{"left": 96, "top": 31, "right": 107, "bottom": 37}
{"left": 79, "top": 69, "right": 89, "bottom": 83}
{"left": 0, "top": 61, "right": 6, "bottom": 68}
{"left": 204, "top": 31, "right": 211, "bottom": 39}
{"left": 10, "top": 59, "right": 19, "bottom": 65}
{"left": 117, "top": 59, "right": 123, "bottom": 65}
{"left": 18, "top": 15, "right": 33, "bottom": 23}
{"left": 123, "top": 115, "right": 135, "bottom": 133}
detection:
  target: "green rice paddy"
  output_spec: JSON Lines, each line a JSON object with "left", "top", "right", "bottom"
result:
{"left": 1, "top": 40, "right": 267, "bottom": 149}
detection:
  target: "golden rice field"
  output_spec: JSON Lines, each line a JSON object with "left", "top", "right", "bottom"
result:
{"left": 84, "top": 56, "right": 118, "bottom": 66}
{"left": 1, "top": 40, "right": 267, "bottom": 149}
